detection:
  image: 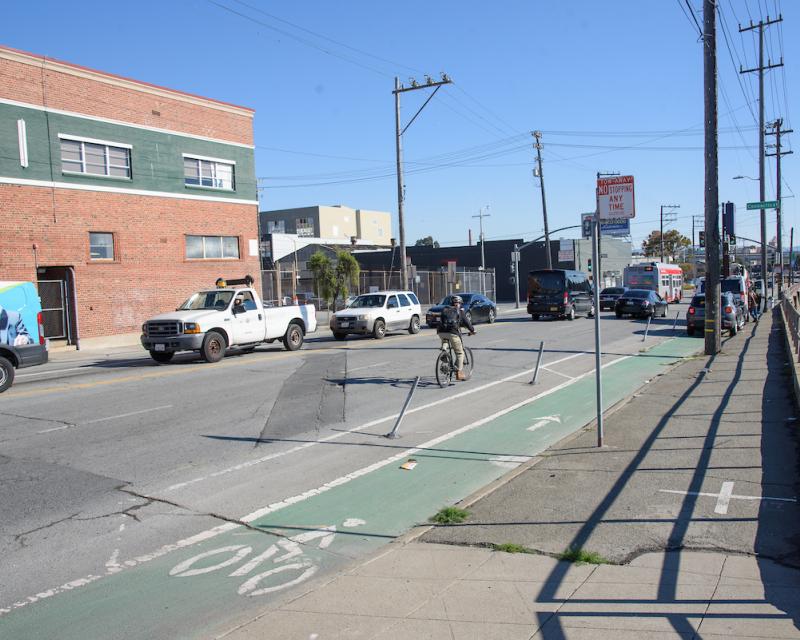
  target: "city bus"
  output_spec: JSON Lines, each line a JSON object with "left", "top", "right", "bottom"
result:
{"left": 623, "top": 262, "right": 684, "bottom": 302}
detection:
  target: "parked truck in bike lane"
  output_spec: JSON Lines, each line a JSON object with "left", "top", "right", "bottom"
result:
{"left": 140, "top": 276, "right": 317, "bottom": 363}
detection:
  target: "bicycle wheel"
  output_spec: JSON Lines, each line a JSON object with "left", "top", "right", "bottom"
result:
{"left": 462, "top": 347, "right": 475, "bottom": 380}
{"left": 435, "top": 351, "right": 453, "bottom": 388}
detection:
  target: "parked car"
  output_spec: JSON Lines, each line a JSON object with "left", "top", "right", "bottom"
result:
{"left": 599, "top": 287, "right": 627, "bottom": 311}
{"left": 614, "top": 289, "right": 668, "bottom": 319}
{"left": 721, "top": 276, "right": 748, "bottom": 316}
{"left": 527, "top": 269, "right": 594, "bottom": 321}
{"left": 426, "top": 293, "right": 496, "bottom": 328}
{"left": 330, "top": 291, "right": 421, "bottom": 340}
{"left": 141, "top": 276, "right": 317, "bottom": 363}
{"left": 0, "top": 281, "right": 49, "bottom": 392}
{"left": 686, "top": 291, "right": 744, "bottom": 337}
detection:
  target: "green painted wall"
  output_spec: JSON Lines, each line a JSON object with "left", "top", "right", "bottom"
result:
{"left": 0, "top": 102, "right": 257, "bottom": 201}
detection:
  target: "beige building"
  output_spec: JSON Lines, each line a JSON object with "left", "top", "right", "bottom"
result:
{"left": 260, "top": 205, "right": 392, "bottom": 246}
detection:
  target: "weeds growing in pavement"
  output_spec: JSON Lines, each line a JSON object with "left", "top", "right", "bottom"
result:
{"left": 430, "top": 506, "right": 470, "bottom": 524}
{"left": 557, "top": 547, "right": 610, "bottom": 565}
{"left": 491, "top": 543, "right": 535, "bottom": 554}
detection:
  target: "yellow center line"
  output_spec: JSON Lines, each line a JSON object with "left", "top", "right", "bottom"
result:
{"left": 8, "top": 314, "right": 520, "bottom": 399}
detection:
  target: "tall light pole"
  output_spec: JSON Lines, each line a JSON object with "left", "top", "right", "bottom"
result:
{"left": 533, "top": 131, "right": 552, "bottom": 269}
{"left": 393, "top": 73, "right": 452, "bottom": 290}
{"left": 660, "top": 204, "right": 680, "bottom": 262}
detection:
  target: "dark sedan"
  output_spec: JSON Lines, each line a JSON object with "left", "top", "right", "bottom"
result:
{"left": 426, "top": 293, "right": 497, "bottom": 328}
{"left": 599, "top": 287, "right": 627, "bottom": 311}
{"left": 614, "top": 289, "right": 669, "bottom": 319}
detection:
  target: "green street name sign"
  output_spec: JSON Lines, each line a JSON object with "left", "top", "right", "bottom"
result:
{"left": 746, "top": 200, "right": 779, "bottom": 210}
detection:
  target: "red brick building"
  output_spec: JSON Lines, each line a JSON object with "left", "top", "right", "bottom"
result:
{"left": 0, "top": 45, "right": 260, "bottom": 346}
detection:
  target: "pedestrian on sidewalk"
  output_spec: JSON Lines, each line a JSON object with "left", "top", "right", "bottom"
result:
{"left": 748, "top": 288, "right": 760, "bottom": 322}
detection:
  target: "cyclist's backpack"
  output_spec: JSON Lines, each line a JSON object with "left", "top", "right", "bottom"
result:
{"left": 440, "top": 305, "right": 459, "bottom": 331}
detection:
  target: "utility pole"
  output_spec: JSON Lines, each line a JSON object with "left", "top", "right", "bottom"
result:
{"left": 533, "top": 131, "right": 552, "bottom": 269}
{"left": 740, "top": 13, "right": 783, "bottom": 310}
{"left": 766, "top": 118, "right": 793, "bottom": 297}
{"left": 472, "top": 206, "right": 490, "bottom": 296}
{"left": 791, "top": 226, "right": 795, "bottom": 286}
{"left": 660, "top": 204, "right": 680, "bottom": 262}
{"left": 704, "top": 0, "right": 721, "bottom": 355}
{"left": 393, "top": 73, "right": 452, "bottom": 290}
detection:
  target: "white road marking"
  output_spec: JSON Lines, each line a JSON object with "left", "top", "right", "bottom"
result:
{"left": 541, "top": 367, "right": 574, "bottom": 380}
{"left": 163, "top": 351, "right": 588, "bottom": 492}
{"left": 489, "top": 455, "right": 532, "bottom": 469}
{"left": 36, "top": 405, "right": 173, "bottom": 434}
{"left": 527, "top": 415, "right": 562, "bottom": 431}
{"left": 659, "top": 487, "right": 797, "bottom": 512}
{"left": 715, "top": 481, "right": 735, "bottom": 514}
{"left": 342, "top": 518, "right": 366, "bottom": 528}
{"left": 344, "top": 361, "right": 390, "bottom": 373}
{"left": 486, "top": 338, "right": 507, "bottom": 345}
{"left": 2, "top": 350, "right": 642, "bottom": 616}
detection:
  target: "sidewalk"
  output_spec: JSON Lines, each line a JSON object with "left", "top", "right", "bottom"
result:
{"left": 220, "top": 311, "right": 800, "bottom": 639}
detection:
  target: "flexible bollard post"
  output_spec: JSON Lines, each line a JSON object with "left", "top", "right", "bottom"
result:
{"left": 643, "top": 314, "right": 652, "bottom": 342}
{"left": 386, "top": 376, "right": 420, "bottom": 439}
{"left": 672, "top": 310, "right": 680, "bottom": 334}
{"left": 529, "top": 340, "right": 545, "bottom": 385}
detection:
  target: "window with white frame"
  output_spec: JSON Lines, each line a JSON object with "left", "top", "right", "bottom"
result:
{"left": 183, "top": 156, "right": 235, "bottom": 190}
{"left": 296, "top": 217, "right": 315, "bottom": 237}
{"left": 186, "top": 235, "right": 240, "bottom": 259}
{"left": 60, "top": 136, "right": 131, "bottom": 178}
{"left": 89, "top": 232, "right": 114, "bottom": 260}
{"left": 267, "top": 220, "right": 285, "bottom": 233}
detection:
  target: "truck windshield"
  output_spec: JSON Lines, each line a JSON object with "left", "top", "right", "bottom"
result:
{"left": 350, "top": 295, "right": 386, "bottom": 308}
{"left": 179, "top": 291, "right": 235, "bottom": 311}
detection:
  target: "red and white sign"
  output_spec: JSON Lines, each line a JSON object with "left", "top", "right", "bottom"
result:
{"left": 598, "top": 175, "right": 635, "bottom": 220}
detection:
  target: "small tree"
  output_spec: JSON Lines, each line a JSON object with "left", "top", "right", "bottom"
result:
{"left": 307, "top": 249, "right": 360, "bottom": 308}
{"left": 415, "top": 236, "right": 440, "bottom": 248}
{"left": 642, "top": 230, "right": 690, "bottom": 260}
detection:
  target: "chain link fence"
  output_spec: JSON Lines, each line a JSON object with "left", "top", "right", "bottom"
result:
{"left": 260, "top": 268, "right": 495, "bottom": 310}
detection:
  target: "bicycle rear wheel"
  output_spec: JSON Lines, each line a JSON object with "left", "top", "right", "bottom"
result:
{"left": 435, "top": 351, "right": 453, "bottom": 388}
{"left": 462, "top": 347, "right": 474, "bottom": 380}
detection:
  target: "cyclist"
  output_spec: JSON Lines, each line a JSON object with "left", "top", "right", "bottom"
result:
{"left": 437, "top": 295, "right": 476, "bottom": 381}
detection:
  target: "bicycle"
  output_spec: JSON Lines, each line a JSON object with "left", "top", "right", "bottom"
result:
{"left": 435, "top": 332, "right": 474, "bottom": 388}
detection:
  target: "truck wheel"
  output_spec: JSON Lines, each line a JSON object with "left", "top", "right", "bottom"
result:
{"left": 0, "top": 356, "right": 14, "bottom": 393}
{"left": 532, "top": 314, "right": 539, "bottom": 321}
{"left": 202, "top": 331, "right": 226, "bottom": 363}
{"left": 333, "top": 332, "right": 347, "bottom": 341}
{"left": 149, "top": 350, "right": 174, "bottom": 364}
{"left": 283, "top": 323, "right": 304, "bottom": 351}
{"left": 687, "top": 326, "right": 695, "bottom": 336}
{"left": 408, "top": 315, "right": 420, "bottom": 334}
{"left": 372, "top": 319, "right": 386, "bottom": 339}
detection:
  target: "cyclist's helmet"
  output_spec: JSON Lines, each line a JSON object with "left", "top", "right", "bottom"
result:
{"left": 451, "top": 295, "right": 463, "bottom": 304}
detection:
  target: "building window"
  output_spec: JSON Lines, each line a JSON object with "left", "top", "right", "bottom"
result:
{"left": 183, "top": 155, "right": 235, "bottom": 190}
{"left": 267, "top": 220, "right": 285, "bottom": 233}
{"left": 186, "top": 235, "right": 240, "bottom": 260}
{"left": 296, "top": 217, "right": 315, "bottom": 237}
{"left": 89, "top": 232, "right": 114, "bottom": 260}
{"left": 60, "top": 136, "right": 131, "bottom": 178}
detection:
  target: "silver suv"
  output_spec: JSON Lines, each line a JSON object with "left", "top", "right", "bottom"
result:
{"left": 330, "top": 291, "right": 422, "bottom": 340}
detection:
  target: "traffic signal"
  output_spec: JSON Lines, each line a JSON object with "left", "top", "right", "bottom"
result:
{"left": 728, "top": 234, "right": 736, "bottom": 250}
{"left": 587, "top": 258, "right": 592, "bottom": 272}
{"left": 699, "top": 231, "right": 705, "bottom": 248}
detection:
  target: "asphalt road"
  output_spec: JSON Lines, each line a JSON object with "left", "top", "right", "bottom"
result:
{"left": 0, "top": 303, "right": 692, "bottom": 637}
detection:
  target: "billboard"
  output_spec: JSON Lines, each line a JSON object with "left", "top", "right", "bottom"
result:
{"left": 598, "top": 175, "right": 635, "bottom": 220}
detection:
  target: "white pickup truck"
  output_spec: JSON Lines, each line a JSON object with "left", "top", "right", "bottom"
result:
{"left": 140, "top": 277, "right": 317, "bottom": 363}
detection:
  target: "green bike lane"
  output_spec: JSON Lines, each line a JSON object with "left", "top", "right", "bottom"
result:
{"left": 0, "top": 336, "right": 701, "bottom": 640}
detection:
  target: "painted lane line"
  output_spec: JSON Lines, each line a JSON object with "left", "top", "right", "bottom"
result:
{"left": 343, "top": 361, "right": 390, "bottom": 373}
{"left": 82, "top": 405, "right": 173, "bottom": 425}
{"left": 715, "top": 481, "right": 735, "bottom": 514}
{"left": 489, "top": 455, "right": 532, "bottom": 469}
{"left": 1, "top": 351, "right": 640, "bottom": 616}
{"left": 659, "top": 488, "right": 797, "bottom": 509}
{"left": 16, "top": 359, "right": 148, "bottom": 378}
{"left": 541, "top": 367, "right": 574, "bottom": 380}
{"left": 36, "top": 405, "right": 173, "bottom": 434}
{"left": 162, "top": 351, "right": 590, "bottom": 492}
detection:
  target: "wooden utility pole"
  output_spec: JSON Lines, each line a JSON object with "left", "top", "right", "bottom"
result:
{"left": 740, "top": 14, "right": 783, "bottom": 309}
{"left": 533, "top": 131, "right": 552, "bottom": 269}
{"left": 766, "top": 118, "right": 793, "bottom": 297}
{"left": 704, "top": 0, "right": 721, "bottom": 355}
{"left": 393, "top": 74, "right": 452, "bottom": 290}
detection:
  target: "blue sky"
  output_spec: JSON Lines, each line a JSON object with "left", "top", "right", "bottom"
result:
{"left": 3, "top": 0, "right": 796, "bottom": 250}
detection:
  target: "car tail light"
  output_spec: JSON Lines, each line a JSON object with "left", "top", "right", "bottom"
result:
{"left": 37, "top": 311, "right": 45, "bottom": 345}
{"left": 563, "top": 292, "right": 569, "bottom": 305}
{"left": 688, "top": 307, "right": 696, "bottom": 315}
{"left": 725, "top": 306, "right": 733, "bottom": 313}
